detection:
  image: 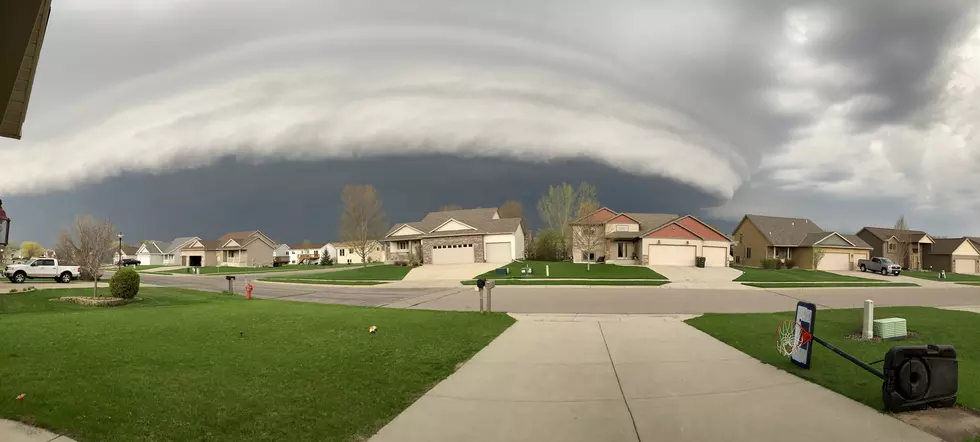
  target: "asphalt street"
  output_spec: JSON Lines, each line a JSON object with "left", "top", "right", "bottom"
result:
{"left": 132, "top": 272, "right": 980, "bottom": 314}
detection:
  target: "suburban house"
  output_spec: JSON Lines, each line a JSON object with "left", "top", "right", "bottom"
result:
{"left": 162, "top": 237, "right": 200, "bottom": 266}
{"left": 732, "top": 215, "right": 872, "bottom": 270}
{"left": 113, "top": 246, "right": 139, "bottom": 263}
{"left": 181, "top": 240, "right": 222, "bottom": 267}
{"left": 288, "top": 242, "right": 328, "bottom": 264}
{"left": 570, "top": 208, "right": 731, "bottom": 267}
{"left": 135, "top": 241, "right": 170, "bottom": 265}
{"left": 217, "top": 231, "right": 277, "bottom": 267}
{"left": 923, "top": 237, "right": 980, "bottom": 274}
{"left": 855, "top": 227, "right": 935, "bottom": 270}
{"left": 274, "top": 244, "right": 290, "bottom": 264}
{"left": 331, "top": 241, "right": 387, "bottom": 264}
{"left": 384, "top": 208, "right": 524, "bottom": 265}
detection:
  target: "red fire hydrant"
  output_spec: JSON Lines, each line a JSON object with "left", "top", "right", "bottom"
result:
{"left": 245, "top": 282, "right": 254, "bottom": 300}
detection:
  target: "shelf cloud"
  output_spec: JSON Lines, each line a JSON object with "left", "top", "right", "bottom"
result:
{"left": 2, "top": 0, "right": 978, "bottom": 235}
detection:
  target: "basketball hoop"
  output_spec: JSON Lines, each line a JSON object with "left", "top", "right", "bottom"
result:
{"left": 776, "top": 319, "right": 813, "bottom": 356}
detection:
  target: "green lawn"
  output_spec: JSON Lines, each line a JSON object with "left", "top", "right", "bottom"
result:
{"left": 743, "top": 282, "right": 919, "bottom": 288}
{"left": 902, "top": 270, "right": 980, "bottom": 282}
{"left": 473, "top": 261, "right": 666, "bottom": 280}
{"left": 155, "top": 264, "right": 342, "bottom": 275}
{"left": 734, "top": 266, "right": 878, "bottom": 282}
{"left": 261, "top": 265, "right": 411, "bottom": 282}
{"left": 0, "top": 287, "right": 513, "bottom": 442}
{"left": 686, "top": 307, "right": 980, "bottom": 411}
{"left": 133, "top": 265, "right": 166, "bottom": 271}
{"left": 258, "top": 279, "right": 387, "bottom": 286}
{"left": 460, "top": 279, "right": 669, "bottom": 286}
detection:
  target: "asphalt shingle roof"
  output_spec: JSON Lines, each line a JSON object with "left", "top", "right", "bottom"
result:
{"left": 744, "top": 215, "right": 824, "bottom": 246}
{"left": 860, "top": 227, "right": 929, "bottom": 243}
{"left": 929, "top": 238, "right": 975, "bottom": 255}
{"left": 164, "top": 237, "right": 198, "bottom": 254}
{"left": 387, "top": 208, "right": 521, "bottom": 239}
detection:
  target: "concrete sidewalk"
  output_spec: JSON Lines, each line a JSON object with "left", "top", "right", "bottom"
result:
{"left": 0, "top": 419, "right": 76, "bottom": 442}
{"left": 370, "top": 314, "right": 937, "bottom": 442}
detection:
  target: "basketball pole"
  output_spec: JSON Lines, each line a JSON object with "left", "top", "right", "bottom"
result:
{"left": 810, "top": 334, "right": 885, "bottom": 380}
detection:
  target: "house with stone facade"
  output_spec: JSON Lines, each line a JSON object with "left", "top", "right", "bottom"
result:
{"left": 383, "top": 208, "right": 524, "bottom": 265}
{"left": 571, "top": 208, "right": 732, "bottom": 267}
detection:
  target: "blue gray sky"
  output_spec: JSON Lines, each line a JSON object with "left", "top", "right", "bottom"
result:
{"left": 1, "top": 0, "right": 978, "bottom": 245}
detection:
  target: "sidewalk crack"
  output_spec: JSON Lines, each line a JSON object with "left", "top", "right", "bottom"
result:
{"left": 598, "top": 321, "right": 642, "bottom": 442}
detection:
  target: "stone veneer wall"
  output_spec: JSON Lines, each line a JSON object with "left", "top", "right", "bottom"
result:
{"left": 423, "top": 235, "right": 485, "bottom": 264}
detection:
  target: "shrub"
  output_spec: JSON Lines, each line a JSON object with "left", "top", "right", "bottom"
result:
{"left": 110, "top": 267, "right": 141, "bottom": 299}
{"left": 760, "top": 258, "right": 783, "bottom": 270}
{"left": 531, "top": 229, "right": 565, "bottom": 262}
{"left": 784, "top": 259, "right": 796, "bottom": 269}
{"left": 394, "top": 260, "right": 407, "bottom": 267}
{"left": 320, "top": 252, "right": 334, "bottom": 266}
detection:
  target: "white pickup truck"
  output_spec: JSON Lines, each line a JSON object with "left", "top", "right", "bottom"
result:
{"left": 4, "top": 258, "right": 81, "bottom": 284}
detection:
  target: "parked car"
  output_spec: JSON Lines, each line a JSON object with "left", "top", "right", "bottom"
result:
{"left": 857, "top": 257, "right": 902, "bottom": 276}
{"left": 116, "top": 258, "right": 141, "bottom": 267}
{"left": 4, "top": 258, "right": 81, "bottom": 283}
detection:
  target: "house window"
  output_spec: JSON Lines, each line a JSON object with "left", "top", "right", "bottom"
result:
{"left": 395, "top": 241, "right": 409, "bottom": 251}
{"left": 339, "top": 249, "right": 346, "bottom": 256}
{"left": 618, "top": 242, "right": 627, "bottom": 258}
{"left": 912, "top": 245, "right": 919, "bottom": 253}
{"left": 227, "top": 250, "right": 238, "bottom": 259}
{"left": 615, "top": 225, "right": 629, "bottom": 232}
{"left": 745, "top": 248, "right": 752, "bottom": 259}
{"left": 888, "top": 243, "right": 896, "bottom": 251}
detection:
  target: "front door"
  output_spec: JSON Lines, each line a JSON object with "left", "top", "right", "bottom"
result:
{"left": 617, "top": 242, "right": 628, "bottom": 259}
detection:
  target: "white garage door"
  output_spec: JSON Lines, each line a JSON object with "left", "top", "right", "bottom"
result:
{"left": 649, "top": 245, "right": 697, "bottom": 266}
{"left": 485, "top": 242, "right": 511, "bottom": 263}
{"left": 818, "top": 253, "right": 850, "bottom": 271}
{"left": 954, "top": 258, "right": 978, "bottom": 274}
{"left": 702, "top": 247, "right": 728, "bottom": 267}
{"left": 432, "top": 244, "right": 475, "bottom": 264}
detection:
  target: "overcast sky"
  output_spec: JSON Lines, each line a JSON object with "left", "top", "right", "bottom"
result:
{"left": 1, "top": 0, "right": 979, "bottom": 245}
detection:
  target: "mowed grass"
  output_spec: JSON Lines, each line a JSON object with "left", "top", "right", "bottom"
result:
{"left": 132, "top": 265, "right": 166, "bottom": 271}
{"left": 154, "top": 264, "right": 331, "bottom": 275}
{"left": 474, "top": 261, "right": 666, "bottom": 280}
{"left": 0, "top": 287, "right": 514, "bottom": 442}
{"left": 258, "top": 279, "right": 387, "bottom": 286}
{"left": 743, "top": 282, "right": 919, "bottom": 288}
{"left": 902, "top": 270, "right": 980, "bottom": 282}
{"left": 460, "top": 279, "right": 669, "bottom": 286}
{"left": 686, "top": 307, "right": 980, "bottom": 411}
{"left": 262, "top": 265, "right": 411, "bottom": 283}
{"left": 734, "top": 266, "right": 878, "bottom": 282}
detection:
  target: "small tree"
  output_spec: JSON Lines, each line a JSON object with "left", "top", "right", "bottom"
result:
{"left": 572, "top": 221, "right": 604, "bottom": 270}
{"left": 532, "top": 229, "right": 565, "bottom": 261}
{"left": 811, "top": 247, "right": 826, "bottom": 270}
{"left": 320, "top": 251, "right": 334, "bottom": 266}
{"left": 893, "top": 215, "right": 911, "bottom": 269}
{"left": 340, "top": 185, "right": 388, "bottom": 268}
{"left": 56, "top": 215, "right": 116, "bottom": 297}
{"left": 19, "top": 241, "right": 45, "bottom": 259}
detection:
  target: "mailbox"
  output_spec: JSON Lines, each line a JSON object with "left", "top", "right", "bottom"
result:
{"left": 476, "top": 279, "right": 486, "bottom": 289}
{"left": 225, "top": 275, "right": 236, "bottom": 281}
{"left": 485, "top": 279, "right": 496, "bottom": 289}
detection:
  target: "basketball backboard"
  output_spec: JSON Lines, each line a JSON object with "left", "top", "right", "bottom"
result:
{"left": 791, "top": 301, "right": 817, "bottom": 369}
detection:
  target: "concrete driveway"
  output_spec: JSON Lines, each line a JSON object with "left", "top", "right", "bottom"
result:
{"left": 369, "top": 314, "right": 936, "bottom": 442}
{"left": 653, "top": 266, "right": 746, "bottom": 289}
{"left": 400, "top": 263, "right": 499, "bottom": 282}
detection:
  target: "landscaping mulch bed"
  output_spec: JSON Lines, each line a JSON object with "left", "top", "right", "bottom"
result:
{"left": 57, "top": 297, "right": 135, "bottom": 307}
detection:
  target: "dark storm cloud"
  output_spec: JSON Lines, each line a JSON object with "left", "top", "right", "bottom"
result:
{"left": 3, "top": 155, "right": 723, "bottom": 246}
{"left": 801, "top": 0, "right": 977, "bottom": 128}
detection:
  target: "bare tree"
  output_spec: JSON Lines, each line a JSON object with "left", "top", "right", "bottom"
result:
{"left": 19, "top": 241, "right": 46, "bottom": 259}
{"left": 575, "top": 182, "right": 599, "bottom": 218}
{"left": 893, "top": 215, "right": 911, "bottom": 269}
{"left": 340, "top": 185, "right": 388, "bottom": 268}
{"left": 499, "top": 200, "right": 524, "bottom": 220}
{"left": 439, "top": 204, "right": 463, "bottom": 211}
{"left": 572, "top": 219, "right": 605, "bottom": 270}
{"left": 811, "top": 247, "right": 825, "bottom": 270}
{"left": 56, "top": 215, "right": 116, "bottom": 298}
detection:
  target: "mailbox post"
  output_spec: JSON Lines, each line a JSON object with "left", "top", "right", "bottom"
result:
{"left": 485, "top": 279, "right": 495, "bottom": 312}
{"left": 225, "top": 275, "right": 236, "bottom": 293}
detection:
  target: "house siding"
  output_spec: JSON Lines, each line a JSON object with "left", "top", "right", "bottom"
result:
{"left": 423, "top": 235, "right": 485, "bottom": 264}
{"left": 676, "top": 217, "right": 728, "bottom": 241}
{"left": 732, "top": 218, "right": 771, "bottom": 267}
{"left": 856, "top": 230, "right": 884, "bottom": 258}
{"left": 646, "top": 224, "right": 700, "bottom": 240}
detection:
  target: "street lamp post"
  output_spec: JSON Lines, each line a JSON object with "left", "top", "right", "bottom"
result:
{"left": 117, "top": 232, "right": 124, "bottom": 270}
